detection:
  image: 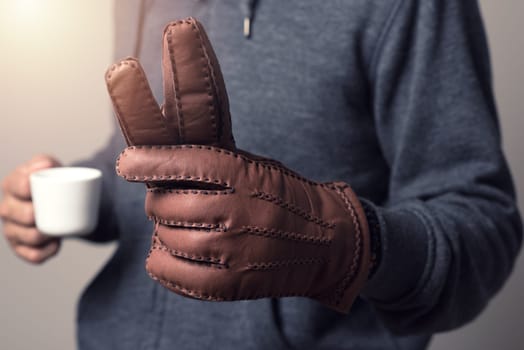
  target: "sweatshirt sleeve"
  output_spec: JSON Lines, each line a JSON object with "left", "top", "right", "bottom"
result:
{"left": 360, "top": 0, "right": 523, "bottom": 334}
{"left": 72, "top": 129, "right": 122, "bottom": 243}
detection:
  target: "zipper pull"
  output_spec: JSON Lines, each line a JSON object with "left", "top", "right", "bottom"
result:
{"left": 241, "top": 0, "right": 257, "bottom": 39}
{"left": 243, "top": 17, "right": 251, "bottom": 38}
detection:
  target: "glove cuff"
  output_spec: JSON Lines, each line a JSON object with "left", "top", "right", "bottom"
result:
{"left": 319, "top": 182, "right": 371, "bottom": 313}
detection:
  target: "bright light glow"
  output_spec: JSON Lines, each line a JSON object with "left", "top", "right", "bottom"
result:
{"left": 12, "top": 0, "right": 45, "bottom": 21}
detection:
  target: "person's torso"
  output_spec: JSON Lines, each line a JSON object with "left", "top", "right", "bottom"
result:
{"left": 78, "top": 1, "right": 429, "bottom": 349}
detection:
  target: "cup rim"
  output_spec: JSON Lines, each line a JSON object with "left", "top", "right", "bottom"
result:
{"left": 30, "top": 167, "right": 102, "bottom": 183}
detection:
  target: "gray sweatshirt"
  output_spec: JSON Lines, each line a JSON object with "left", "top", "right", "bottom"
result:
{"left": 76, "top": 0, "right": 522, "bottom": 349}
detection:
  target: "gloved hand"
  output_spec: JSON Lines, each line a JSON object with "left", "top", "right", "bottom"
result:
{"left": 105, "top": 17, "right": 234, "bottom": 149}
{"left": 106, "top": 17, "right": 371, "bottom": 313}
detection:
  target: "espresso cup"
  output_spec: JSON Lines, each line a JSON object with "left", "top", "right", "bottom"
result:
{"left": 30, "top": 167, "right": 102, "bottom": 237}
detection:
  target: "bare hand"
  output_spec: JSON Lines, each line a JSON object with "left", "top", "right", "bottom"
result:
{"left": 0, "top": 155, "right": 62, "bottom": 264}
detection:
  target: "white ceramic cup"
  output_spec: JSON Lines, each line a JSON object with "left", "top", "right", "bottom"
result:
{"left": 30, "top": 167, "right": 102, "bottom": 237}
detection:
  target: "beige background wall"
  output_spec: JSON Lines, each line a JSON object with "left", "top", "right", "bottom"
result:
{"left": 0, "top": 1, "right": 522, "bottom": 349}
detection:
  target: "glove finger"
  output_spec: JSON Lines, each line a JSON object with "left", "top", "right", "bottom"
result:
{"left": 145, "top": 186, "right": 235, "bottom": 223}
{"left": 149, "top": 189, "right": 333, "bottom": 275}
{"left": 153, "top": 217, "right": 303, "bottom": 274}
{"left": 116, "top": 145, "right": 327, "bottom": 219}
{"left": 161, "top": 18, "right": 235, "bottom": 149}
{"left": 157, "top": 223, "right": 331, "bottom": 277}
{"left": 147, "top": 238, "right": 319, "bottom": 301}
{"left": 155, "top": 225, "right": 230, "bottom": 268}
{"left": 116, "top": 145, "right": 246, "bottom": 188}
{"left": 106, "top": 57, "right": 177, "bottom": 146}
{"left": 146, "top": 236, "right": 241, "bottom": 300}
{"left": 147, "top": 186, "right": 334, "bottom": 250}
{"left": 115, "top": 146, "right": 319, "bottom": 209}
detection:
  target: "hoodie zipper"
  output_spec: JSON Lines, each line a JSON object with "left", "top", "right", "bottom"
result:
{"left": 134, "top": 0, "right": 258, "bottom": 55}
{"left": 241, "top": 0, "right": 258, "bottom": 38}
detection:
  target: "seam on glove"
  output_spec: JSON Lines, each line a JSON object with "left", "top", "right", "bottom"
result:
{"left": 243, "top": 226, "right": 332, "bottom": 245}
{"left": 191, "top": 20, "right": 219, "bottom": 144}
{"left": 117, "top": 145, "right": 323, "bottom": 187}
{"left": 116, "top": 149, "right": 231, "bottom": 186}
{"left": 251, "top": 191, "right": 336, "bottom": 229}
{"left": 331, "top": 184, "right": 364, "bottom": 306}
{"left": 246, "top": 258, "right": 329, "bottom": 271}
{"left": 153, "top": 238, "right": 228, "bottom": 269}
{"left": 152, "top": 218, "right": 227, "bottom": 232}
{"left": 147, "top": 231, "right": 314, "bottom": 300}
{"left": 165, "top": 22, "right": 186, "bottom": 143}
{"left": 147, "top": 188, "right": 234, "bottom": 195}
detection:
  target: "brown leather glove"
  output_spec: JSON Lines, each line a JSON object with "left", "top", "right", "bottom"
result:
{"left": 106, "top": 18, "right": 371, "bottom": 313}
{"left": 105, "top": 18, "right": 234, "bottom": 149}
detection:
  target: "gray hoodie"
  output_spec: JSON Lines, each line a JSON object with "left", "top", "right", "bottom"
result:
{"left": 76, "top": 0, "right": 522, "bottom": 349}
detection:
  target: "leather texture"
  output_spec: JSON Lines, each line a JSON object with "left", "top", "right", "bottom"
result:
{"left": 106, "top": 17, "right": 370, "bottom": 313}
{"left": 106, "top": 18, "right": 235, "bottom": 149}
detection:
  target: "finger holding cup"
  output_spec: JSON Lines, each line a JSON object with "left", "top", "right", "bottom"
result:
{"left": 0, "top": 155, "right": 62, "bottom": 263}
